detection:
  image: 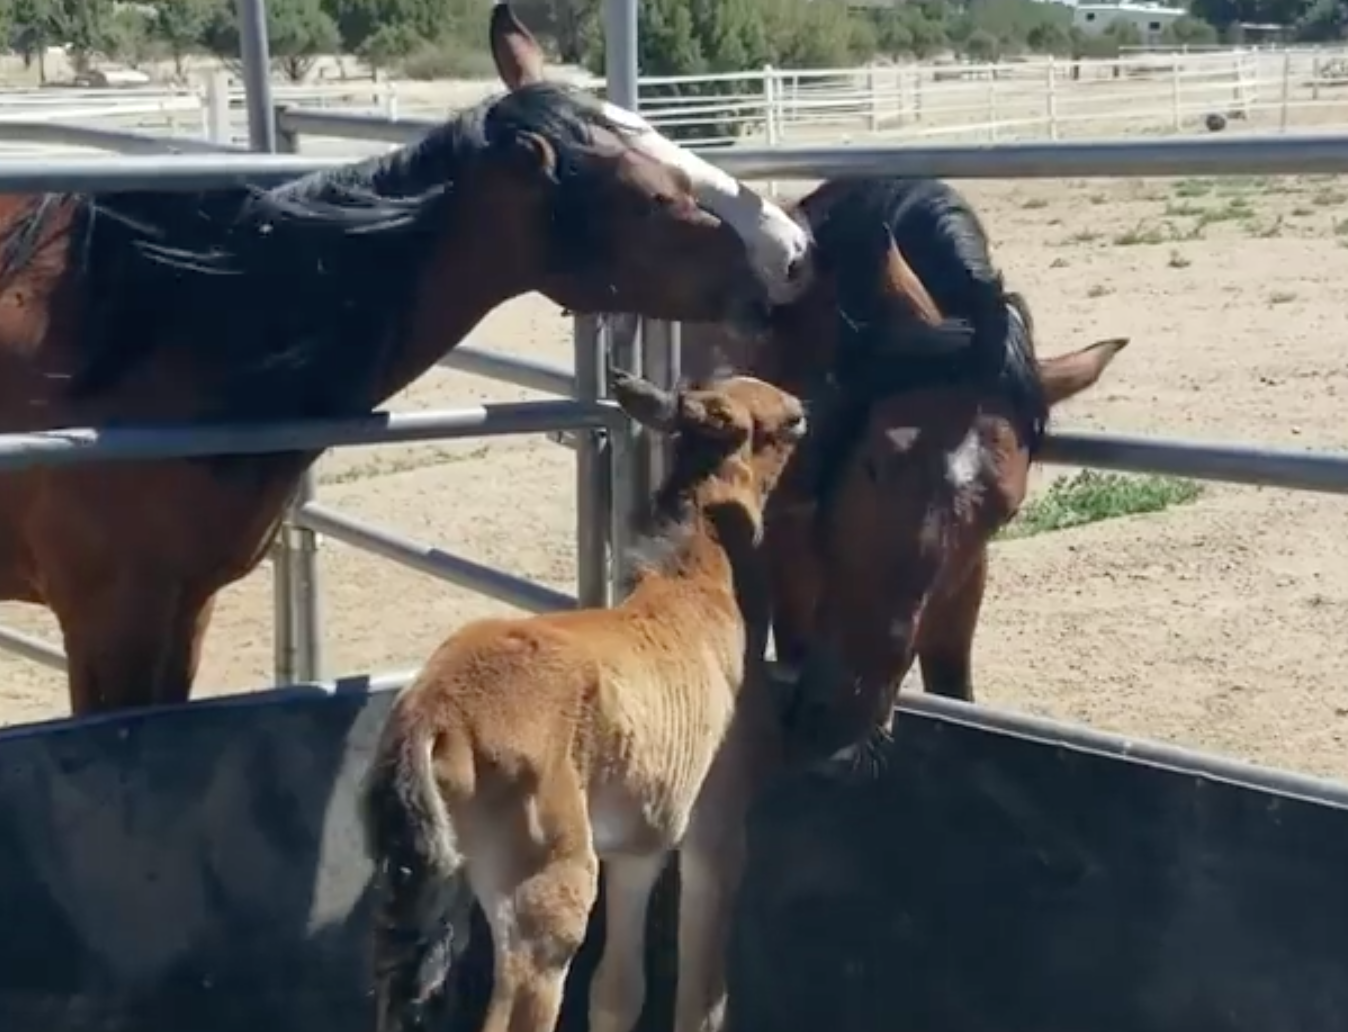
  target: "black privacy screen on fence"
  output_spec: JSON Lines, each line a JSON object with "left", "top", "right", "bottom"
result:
{"left": 0, "top": 687, "right": 1346, "bottom": 1032}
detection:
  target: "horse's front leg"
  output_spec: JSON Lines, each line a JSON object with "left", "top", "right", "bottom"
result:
{"left": 917, "top": 550, "right": 987, "bottom": 703}
{"left": 589, "top": 853, "right": 669, "bottom": 1032}
{"left": 674, "top": 835, "right": 743, "bottom": 1032}
{"left": 52, "top": 577, "right": 216, "bottom": 714}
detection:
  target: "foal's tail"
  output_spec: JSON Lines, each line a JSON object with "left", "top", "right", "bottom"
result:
{"left": 360, "top": 725, "right": 475, "bottom": 1032}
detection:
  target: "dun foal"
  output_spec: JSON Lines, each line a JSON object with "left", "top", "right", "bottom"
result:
{"left": 361, "top": 371, "right": 807, "bottom": 1032}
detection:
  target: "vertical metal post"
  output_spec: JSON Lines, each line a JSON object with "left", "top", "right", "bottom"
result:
{"left": 1046, "top": 58, "right": 1058, "bottom": 141}
{"left": 287, "top": 484, "right": 324, "bottom": 683}
{"left": 602, "top": 0, "right": 646, "bottom": 604}
{"left": 604, "top": 0, "right": 639, "bottom": 116}
{"left": 573, "top": 315, "right": 610, "bottom": 609}
{"left": 278, "top": 126, "right": 324, "bottom": 684}
{"left": 234, "top": 0, "right": 276, "bottom": 153}
{"left": 204, "top": 71, "right": 231, "bottom": 145}
{"left": 642, "top": 320, "right": 681, "bottom": 488}
{"left": 237, "top": 0, "right": 324, "bottom": 684}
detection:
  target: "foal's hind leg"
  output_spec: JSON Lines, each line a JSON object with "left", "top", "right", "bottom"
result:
{"left": 916, "top": 552, "right": 987, "bottom": 703}
{"left": 53, "top": 579, "right": 215, "bottom": 714}
{"left": 475, "top": 776, "right": 599, "bottom": 1032}
{"left": 589, "top": 853, "right": 668, "bottom": 1032}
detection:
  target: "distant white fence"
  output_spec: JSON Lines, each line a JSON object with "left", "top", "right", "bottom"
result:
{"left": 3, "top": 46, "right": 1348, "bottom": 156}
{"left": 601, "top": 46, "right": 1348, "bottom": 146}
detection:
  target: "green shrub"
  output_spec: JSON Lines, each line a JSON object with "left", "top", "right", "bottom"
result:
{"left": 396, "top": 36, "right": 497, "bottom": 80}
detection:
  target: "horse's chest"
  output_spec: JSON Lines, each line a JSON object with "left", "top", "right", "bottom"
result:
{"left": 588, "top": 656, "right": 739, "bottom": 856}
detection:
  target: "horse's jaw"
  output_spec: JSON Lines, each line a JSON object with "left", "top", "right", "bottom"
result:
{"left": 599, "top": 101, "right": 814, "bottom": 305}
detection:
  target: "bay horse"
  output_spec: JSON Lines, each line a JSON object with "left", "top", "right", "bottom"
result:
{"left": 684, "top": 176, "right": 1129, "bottom": 757}
{"left": 360, "top": 368, "right": 806, "bottom": 1032}
{"left": 0, "top": 4, "right": 813, "bottom": 716}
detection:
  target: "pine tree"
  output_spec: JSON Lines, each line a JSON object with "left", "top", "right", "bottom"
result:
{"left": 146, "top": 0, "right": 219, "bottom": 76}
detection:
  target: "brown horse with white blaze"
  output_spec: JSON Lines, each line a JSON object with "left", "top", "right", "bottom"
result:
{"left": 684, "top": 177, "right": 1129, "bottom": 756}
{"left": 360, "top": 370, "right": 806, "bottom": 1032}
{"left": 0, "top": 3, "right": 813, "bottom": 716}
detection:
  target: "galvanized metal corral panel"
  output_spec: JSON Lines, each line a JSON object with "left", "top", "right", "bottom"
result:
{"left": 727, "top": 698, "right": 1348, "bottom": 1032}
{"left": 0, "top": 688, "right": 386, "bottom": 1032}
{"left": 0, "top": 687, "right": 676, "bottom": 1032}
{"left": 3, "top": 686, "right": 1347, "bottom": 1032}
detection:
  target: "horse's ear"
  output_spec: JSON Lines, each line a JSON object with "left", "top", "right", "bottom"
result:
{"left": 489, "top": 3, "right": 546, "bottom": 90}
{"left": 497, "top": 130, "right": 558, "bottom": 182}
{"left": 612, "top": 369, "right": 680, "bottom": 432}
{"left": 878, "top": 227, "right": 944, "bottom": 327}
{"left": 1038, "top": 336, "right": 1130, "bottom": 407}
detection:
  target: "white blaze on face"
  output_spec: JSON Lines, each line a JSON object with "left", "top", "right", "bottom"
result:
{"left": 946, "top": 427, "right": 986, "bottom": 490}
{"left": 601, "top": 101, "right": 813, "bottom": 304}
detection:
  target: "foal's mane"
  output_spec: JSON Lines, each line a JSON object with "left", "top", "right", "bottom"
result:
{"left": 0, "top": 82, "right": 623, "bottom": 422}
{"left": 626, "top": 376, "right": 761, "bottom": 586}
{"left": 799, "top": 176, "right": 1048, "bottom": 448}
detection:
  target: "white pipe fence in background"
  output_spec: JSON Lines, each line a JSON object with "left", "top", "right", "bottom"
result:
{"left": 4, "top": 46, "right": 1348, "bottom": 155}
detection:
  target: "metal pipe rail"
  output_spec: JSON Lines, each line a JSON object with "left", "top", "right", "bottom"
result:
{"left": 0, "top": 402, "right": 621, "bottom": 472}
{"left": 14, "top": 132, "right": 1348, "bottom": 198}
{"left": 0, "top": 400, "right": 620, "bottom": 674}
{"left": 711, "top": 134, "right": 1348, "bottom": 180}
{"left": 297, "top": 502, "right": 575, "bottom": 613}
{"left": 0, "top": 153, "right": 345, "bottom": 192}
{"left": 276, "top": 107, "right": 435, "bottom": 144}
{"left": 1042, "top": 432, "right": 1348, "bottom": 495}
{"left": 0, "top": 122, "right": 251, "bottom": 156}
{"left": 0, "top": 626, "right": 66, "bottom": 672}
{"left": 439, "top": 348, "right": 575, "bottom": 397}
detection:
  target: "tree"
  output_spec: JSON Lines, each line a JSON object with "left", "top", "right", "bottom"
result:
{"left": 203, "top": 0, "right": 340, "bottom": 82}
{"left": 1027, "top": 20, "right": 1073, "bottom": 54}
{"left": 964, "top": 27, "right": 1000, "bottom": 60}
{"left": 9, "top": 0, "right": 56, "bottom": 79}
{"left": 1161, "top": 14, "right": 1220, "bottom": 45}
{"left": 1189, "top": 0, "right": 1308, "bottom": 30}
{"left": 48, "top": 0, "right": 117, "bottom": 73}
{"left": 357, "top": 21, "right": 424, "bottom": 73}
{"left": 105, "top": 5, "right": 161, "bottom": 66}
{"left": 322, "top": 0, "right": 492, "bottom": 60}
{"left": 1103, "top": 16, "right": 1143, "bottom": 46}
{"left": 547, "top": 0, "right": 602, "bottom": 63}
{"left": 146, "top": 0, "right": 218, "bottom": 76}
{"left": 1296, "top": 0, "right": 1348, "bottom": 40}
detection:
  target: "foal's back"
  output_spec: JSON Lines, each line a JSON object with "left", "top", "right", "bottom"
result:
{"left": 399, "top": 581, "right": 747, "bottom": 856}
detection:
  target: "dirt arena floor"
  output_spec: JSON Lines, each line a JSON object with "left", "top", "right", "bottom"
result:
{"left": 0, "top": 134, "right": 1346, "bottom": 780}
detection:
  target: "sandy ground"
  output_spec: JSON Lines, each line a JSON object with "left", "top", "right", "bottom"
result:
{"left": 2, "top": 59, "right": 1348, "bottom": 783}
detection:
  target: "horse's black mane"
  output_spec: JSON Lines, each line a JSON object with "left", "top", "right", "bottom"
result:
{"left": 0, "top": 81, "right": 621, "bottom": 422}
{"left": 798, "top": 177, "right": 1048, "bottom": 493}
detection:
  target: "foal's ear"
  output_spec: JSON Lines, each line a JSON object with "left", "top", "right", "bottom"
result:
{"left": 612, "top": 369, "right": 679, "bottom": 432}
{"left": 878, "top": 227, "right": 944, "bottom": 327}
{"left": 678, "top": 395, "right": 751, "bottom": 445}
{"left": 490, "top": 3, "right": 546, "bottom": 90}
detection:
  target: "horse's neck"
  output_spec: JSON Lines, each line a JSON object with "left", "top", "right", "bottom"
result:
{"left": 370, "top": 216, "right": 524, "bottom": 405}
